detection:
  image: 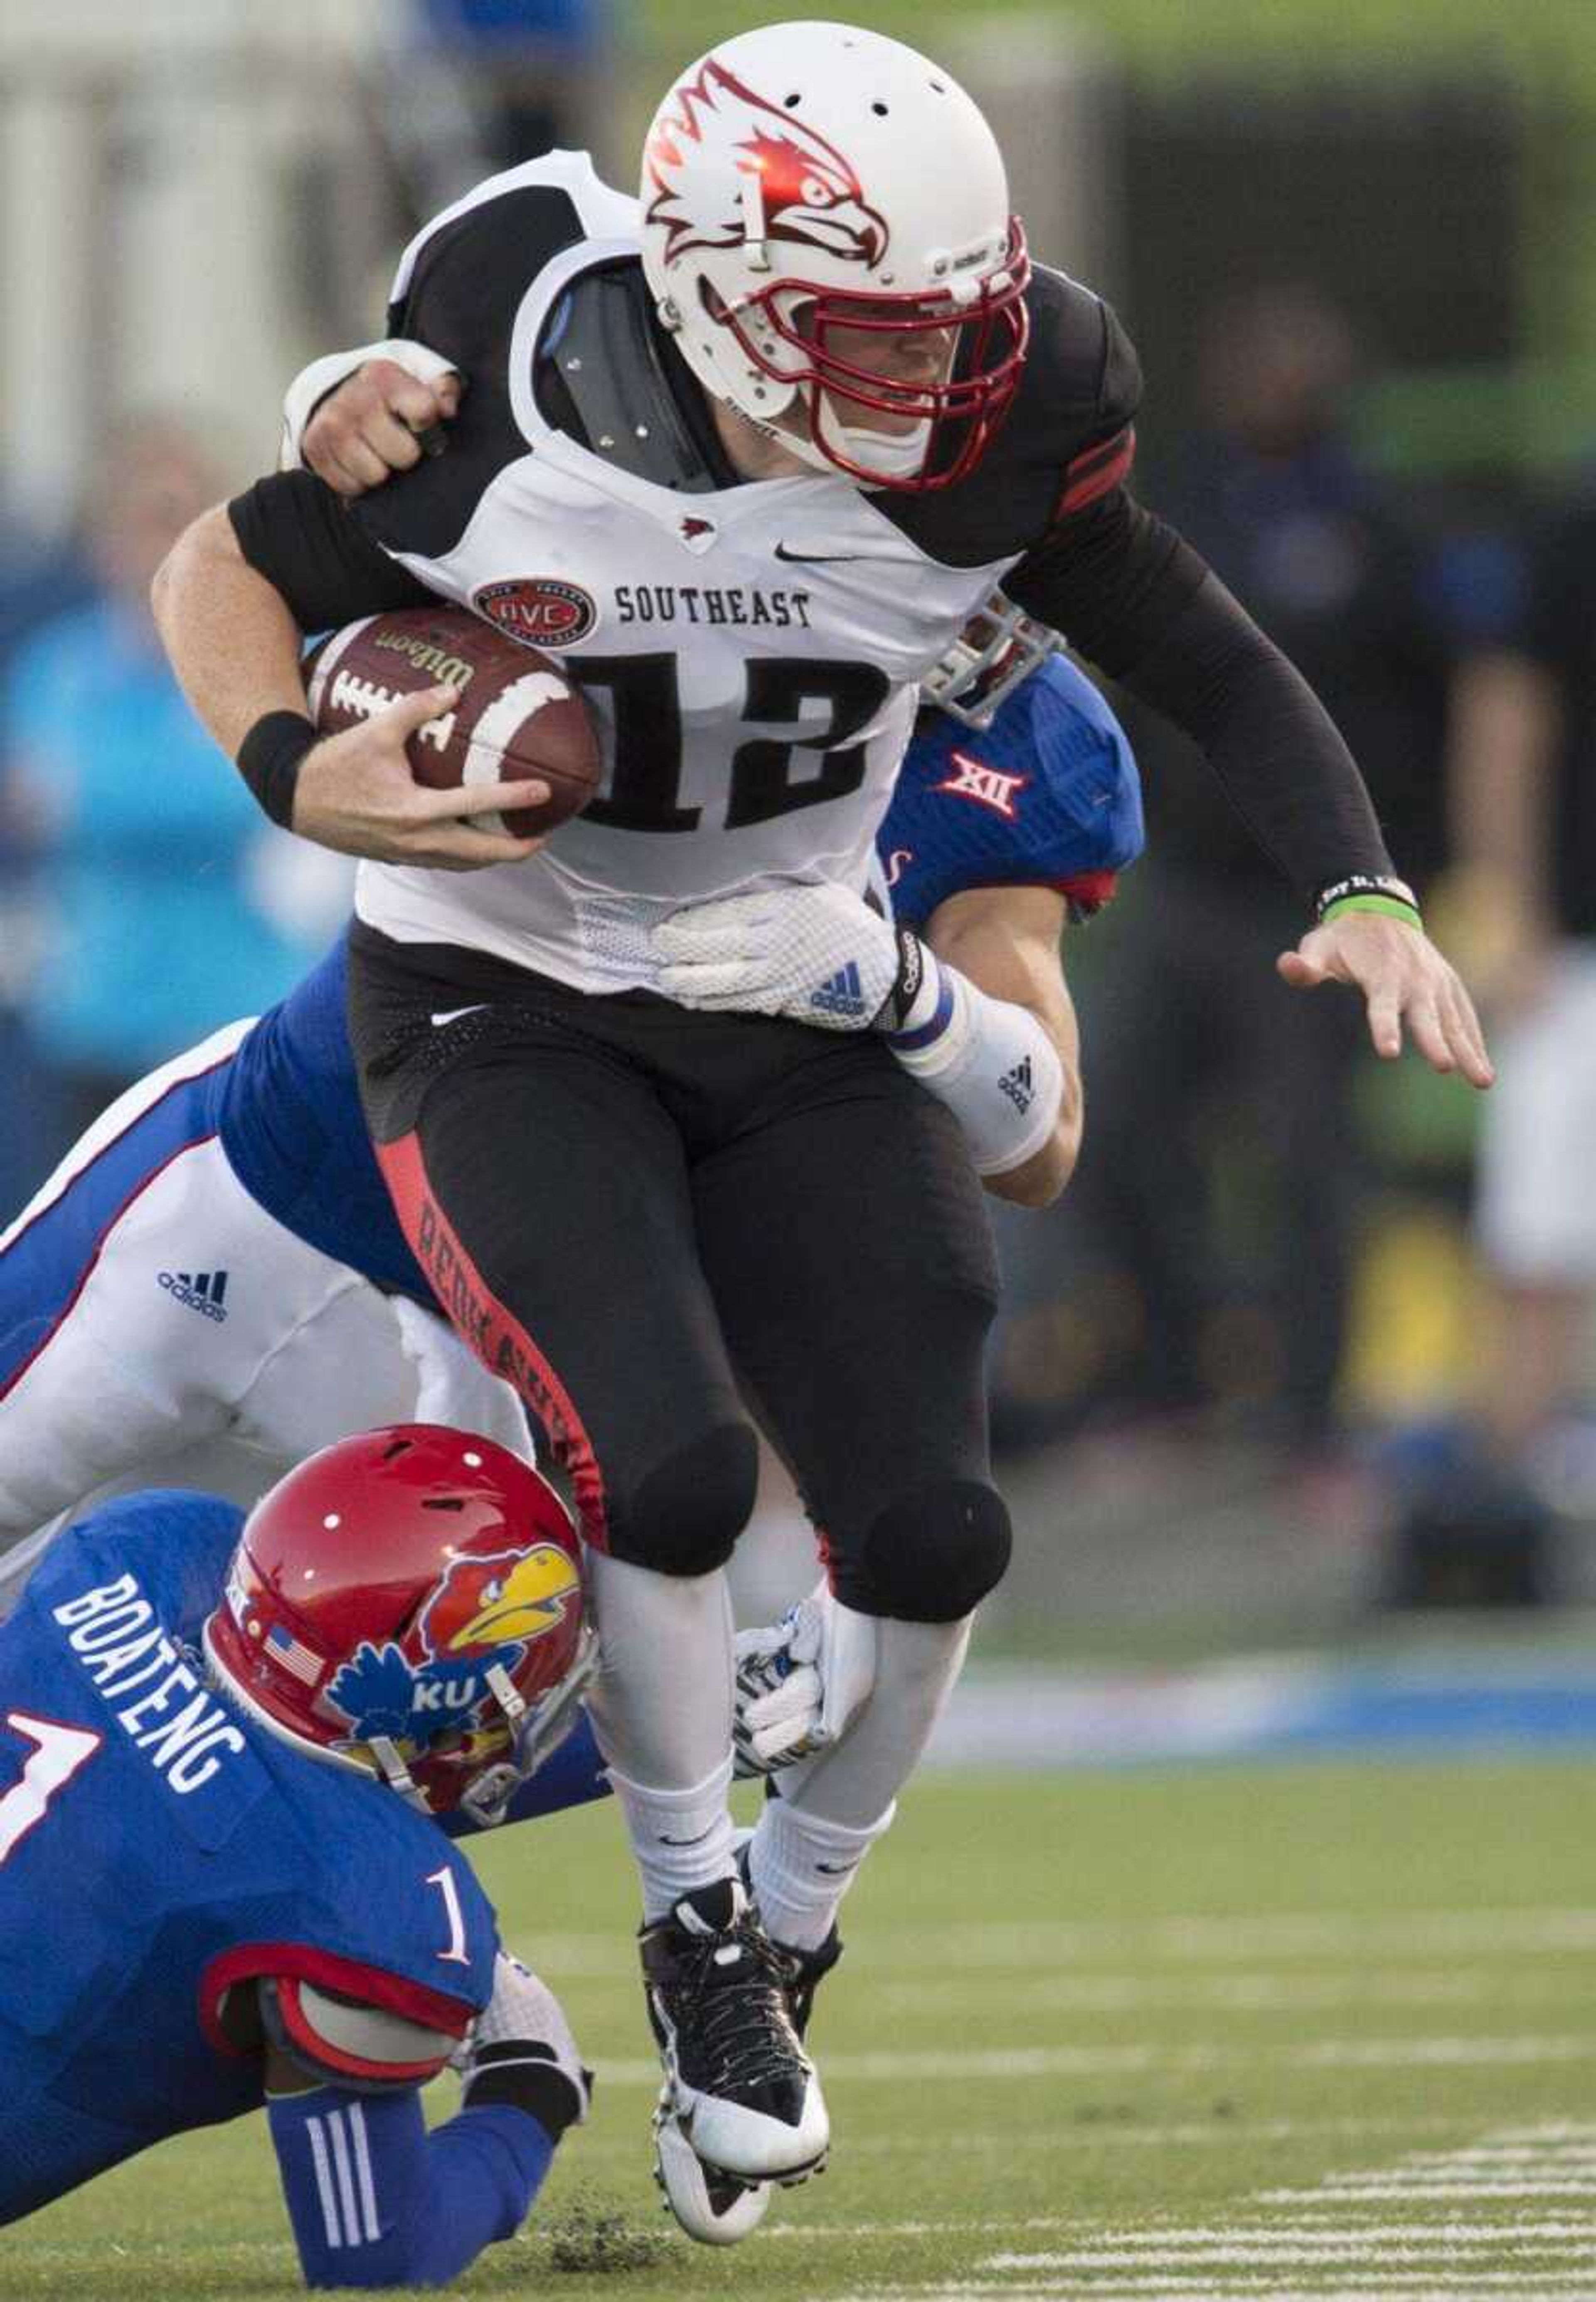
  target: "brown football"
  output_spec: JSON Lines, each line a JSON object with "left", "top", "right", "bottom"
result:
{"left": 304, "top": 606, "right": 601, "bottom": 837}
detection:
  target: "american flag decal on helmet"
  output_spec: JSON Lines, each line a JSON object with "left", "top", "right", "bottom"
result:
{"left": 267, "top": 1622, "right": 323, "bottom": 1686}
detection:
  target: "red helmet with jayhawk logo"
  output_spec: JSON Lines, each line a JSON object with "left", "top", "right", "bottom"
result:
{"left": 204, "top": 1426, "right": 590, "bottom": 1822}
{"left": 640, "top": 21, "right": 1030, "bottom": 493}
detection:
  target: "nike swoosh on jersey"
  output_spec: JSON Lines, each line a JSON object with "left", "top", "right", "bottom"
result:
{"left": 772, "top": 542, "right": 869, "bottom": 564}
{"left": 430, "top": 1004, "right": 490, "bottom": 1027}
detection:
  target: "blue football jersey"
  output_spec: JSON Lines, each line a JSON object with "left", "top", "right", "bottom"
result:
{"left": 881, "top": 654, "right": 1144, "bottom": 932}
{"left": 0, "top": 1492, "right": 497, "bottom": 2223}
{"left": 217, "top": 938, "right": 432, "bottom": 1303}
{"left": 0, "top": 1040, "right": 240, "bottom": 1400}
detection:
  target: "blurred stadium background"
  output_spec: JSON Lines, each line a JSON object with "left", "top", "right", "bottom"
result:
{"left": 5, "top": 8, "right": 1596, "bottom": 2299}
{"left": 4, "top": 0, "right": 1596, "bottom": 1726}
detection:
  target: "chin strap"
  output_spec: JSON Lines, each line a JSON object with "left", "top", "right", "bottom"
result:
{"left": 739, "top": 167, "right": 772, "bottom": 273}
{"left": 818, "top": 398, "right": 933, "bottom": 482}
{"left": 458, "top": 1633, "right": 601, "bottom": 1831}
{"left": 365, "top": 1734, "right": 431, "bottom": 1814}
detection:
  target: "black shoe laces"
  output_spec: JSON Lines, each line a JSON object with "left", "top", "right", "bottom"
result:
{"left": 665, "top": 1920, "right": 806, "bottom": 2096}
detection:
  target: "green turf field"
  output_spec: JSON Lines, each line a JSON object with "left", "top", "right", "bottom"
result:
{"left": 9, "top": 1760, "right": 1594, "bottom": 2300}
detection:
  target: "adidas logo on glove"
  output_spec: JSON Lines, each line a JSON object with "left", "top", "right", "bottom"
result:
{"left": 158, "top": 1269, "right": 230, "bottom": 1323}
{"left": 998, "top": 1057, "right": 1033, "bottom": 1113}
{"left": 810, "top": 962, "right": 867, "bottom": 1019}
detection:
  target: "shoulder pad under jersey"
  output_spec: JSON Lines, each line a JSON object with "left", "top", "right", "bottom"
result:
{"left": 386, "top": 150, "right": 635, "bottom": 345}
{"left": 358, "top": 154, "right": 638, "bottom": 561}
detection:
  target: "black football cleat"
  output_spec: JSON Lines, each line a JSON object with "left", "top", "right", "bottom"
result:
{"left": 734, "top": 1829, "right": 845, "bottom": 2040}
{"left": 783, "top": 1923, "right": 843, "bottom": 2040}
{"left": 653, "top": 2090, "right": 773, "bottom": 2244}
{"left": 639, "top": 1876, "right": 829, "bottom": 2183}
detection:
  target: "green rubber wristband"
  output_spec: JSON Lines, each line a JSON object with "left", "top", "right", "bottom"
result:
{"left": 1319, "top": 893, "right": 1422, "bottom": 932}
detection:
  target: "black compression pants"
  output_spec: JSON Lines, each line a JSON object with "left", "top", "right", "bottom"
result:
{"left": 349, "top": 927, "right": 1006, "bottom": 1620}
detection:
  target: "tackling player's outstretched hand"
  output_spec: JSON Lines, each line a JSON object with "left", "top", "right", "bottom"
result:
{"left": 653, "top": 881, "right": 902, "bottom": 1028}
{"left": 302, "top": 358, "right": 461, "bottom": 497}
{"left": 293, "top": 683, "right": 551, "bottom": 872}
{"left": 732, "top": 1586, "right": 879, "bottom": 1777}
{"left": 1277, "top": 912, "right": 1494, "bottom": 1086}
{"left": 455, "top": 1952, "right": 592, "bottom": 2129}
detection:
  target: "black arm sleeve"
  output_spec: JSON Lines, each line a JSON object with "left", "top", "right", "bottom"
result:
{"left": 229, "top": 469, "right": 435, "bottom": 634}
{"left": 1008, "top": 490, "right": 1396, "bottom": 897}
{"left": 1520, "top": 504, "right": 1596, "bottom": 677}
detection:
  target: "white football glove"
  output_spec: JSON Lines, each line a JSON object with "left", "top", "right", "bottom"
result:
{"left": 653, "top": 882, "right": 1065, "bottom": 1177}
{"left": 732, "top": 1583, "right": 878, "bottom": 1778}
{"left": 652, "top": 882, "right": 916, "bottom": 1032}
{"left": 456, "top": 1952, "right": 591, "bottom": 2128}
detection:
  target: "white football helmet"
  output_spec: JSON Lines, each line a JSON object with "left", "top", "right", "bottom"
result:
{"left": 639, "top": 21, "right": 1030, "bottom": 492}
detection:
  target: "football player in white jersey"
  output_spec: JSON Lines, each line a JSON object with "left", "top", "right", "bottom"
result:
{"left": 0, "top": 596, "right": 1121, "bottom": 1568}
{"left": 151, "top": 20, "right": 1488, "bottom": 2194}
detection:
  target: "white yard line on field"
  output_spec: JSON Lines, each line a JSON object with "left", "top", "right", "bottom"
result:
{"left": 1399, "top": 2147, "right": 1596, "bottom": 2165}
{"left": 1263, "top": 2181, "right": 1596, "bottom": 2202}
{"left": 979, "top": 2244, "right": 1596, "bottom": 2272}
{"left": 591, "top": 2033, "right": 1595, "bottom": 2086}
{"left": 830, "top": 2282, "right": 1596, "bottom": 2302}
{"left": 982, "top": 2224, "right": 1596, "bottom": 2257}
{"left": 874, "top": 1908, "right": 1596, "bottom": 1966}
{"left": 860, "top": 1970, "right": 1508, "bottom": 2014}
{"left": 1321, "top": 2173, "right": 1596, "bottom": 2191}
{"left": 759, "top": 2213, "right": 1596, "bottom": 2247}
{"left": 556, "top": 2112, "right": 1491, "bottom": 2171}
{"left": 520, "top": 1907, "right": 1596, "bottom": 1978}
{"left": 1320, "top": 2159, "right": 1596, "bottom": 2177}
{"left": 835, "top": 2114, "right": 1483, "bottom": 2156}
{"left": 1303, "top": 2036, "right": 1595, "bottom": 2068}
{"left": 781, "top": 2123, "right": 1596, "bottom": 2295}
{"left": 774, "top": 2218, "right": 1086, "bottom": 2240}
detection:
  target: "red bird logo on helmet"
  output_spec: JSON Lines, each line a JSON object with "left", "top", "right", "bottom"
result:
{"left": 645, "top": 61, "right": 888, "bottom": 269}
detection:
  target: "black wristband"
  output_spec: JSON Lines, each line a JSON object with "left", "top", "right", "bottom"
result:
{"left": 1313, "top": 872, "right": 1419, "bottom": 922}
{"left": 463, "top": 2043, "right": 588, "bottom": 2137}
{"left": 883, "top": 924, "right": 926, "bottom": 1030}
{"left": 236, "top": 710, "right": 318, "bottom": 831}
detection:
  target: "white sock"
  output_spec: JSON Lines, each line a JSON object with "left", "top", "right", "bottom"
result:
{"left": 607, "top": 1753, "right": 737, "bottom": 1921}
{"left": 747, "top": 1615, "right": 971, "bottom": 1948}
{"left": 749, "top": 1794, "right": 894, "bottom": 1951}
{"left": 583, "top": 1552, "right": 736, "bottom": 1919}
